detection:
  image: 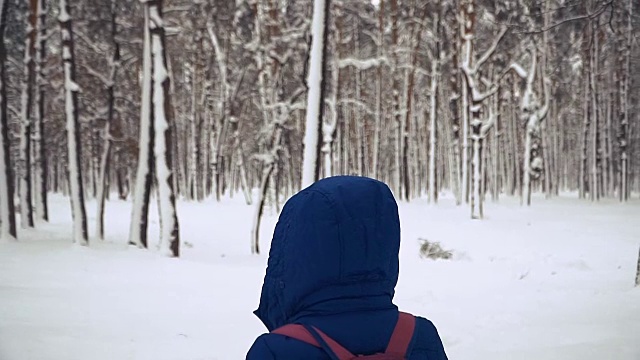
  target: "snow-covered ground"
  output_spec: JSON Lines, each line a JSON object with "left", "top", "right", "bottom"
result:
{"left": 1, "top": 193, "right": 639, "bottom": 360}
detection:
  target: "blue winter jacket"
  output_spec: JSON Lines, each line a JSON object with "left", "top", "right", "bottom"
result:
{"left": 247, "top": 176, "right": 448, "bottom": 359}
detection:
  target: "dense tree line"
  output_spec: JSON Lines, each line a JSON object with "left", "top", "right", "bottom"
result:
{"left": 0, "top": 0, "right": 638, "bottom": 256}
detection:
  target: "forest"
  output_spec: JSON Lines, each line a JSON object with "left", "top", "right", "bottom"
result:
{"left": 0, "top": 0, "right": 638, "bottom": 257}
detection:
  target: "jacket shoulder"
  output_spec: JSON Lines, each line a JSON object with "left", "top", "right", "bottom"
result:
{"left": 246, "top": 333, "right": 328, "bottom": 360}
{"left": 408, "top": 316, "right": 448, "bottom": 360}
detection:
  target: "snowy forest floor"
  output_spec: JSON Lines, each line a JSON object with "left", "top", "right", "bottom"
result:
{"left": 1, "top": 193, "right": 639, "bottom": 360}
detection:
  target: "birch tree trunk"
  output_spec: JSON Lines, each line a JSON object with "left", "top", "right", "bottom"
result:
{"left": 460, "top": 63, "right": 470, "bottom": 203}
{"left": 59, "top": 0, "right": 88, "bottom": 244}
{"left": 128, "top": 6, "right": 154, "bottom": 248}
{"left": 372, "top": 0, "right": 384, "bottom": 180}
{"left": 0, "top": 0, "right": 17, "bottom": 240}
{"left": 148, "top": 0, "right": 180, "bottom": 257}
{"left": 323, "top": 13, "right": 340, "bottom": 178}
{"left": 301, "top": 0, "right": 329, "bottom": 188}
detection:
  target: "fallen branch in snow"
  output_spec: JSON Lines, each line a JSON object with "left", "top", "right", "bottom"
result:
{"left": 418, "top": 239, "right": 453, "bottom": 261}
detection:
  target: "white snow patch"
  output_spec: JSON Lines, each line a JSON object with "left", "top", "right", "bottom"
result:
{"left": 57, "top": 0, "right": 70, "bottom": 22}
{"left": 0, "top": 195, "right": 638, "bottom": 359}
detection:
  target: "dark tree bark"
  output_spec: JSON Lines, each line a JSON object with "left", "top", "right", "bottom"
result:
{"left": 0, "top": 0, "right": 17, "bottom": 240}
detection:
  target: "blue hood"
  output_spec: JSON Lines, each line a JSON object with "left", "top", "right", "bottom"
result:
{"left": 254, "top": 176, "right": 401, "bottom": 331}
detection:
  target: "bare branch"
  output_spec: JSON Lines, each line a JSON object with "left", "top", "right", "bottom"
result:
{"left": 338, "top": 57, "right": 389, "bottom": 70}
{"left": 75, "top": 31, "right": 107, "bottom": 55}
{"left": 78, "top": 62, "right": 112, "bottom": 87}
{"left": 475, "top": 27, "right": 508, "bottom": 72}
{"left": 518, "top": 1, "right": 613, "bottom": 34}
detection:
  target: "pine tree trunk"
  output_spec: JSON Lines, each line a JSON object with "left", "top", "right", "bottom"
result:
{"left": 0, "top": 0, "right": 17, "bottom": 240}
{"left": 59, "top": 0, "right": 88, "bottom": 244}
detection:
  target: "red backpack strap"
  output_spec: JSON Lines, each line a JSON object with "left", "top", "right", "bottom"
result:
{"left": 272, "top": 324, "right": 355, "bottom": 360}
{"left": 272, "top": 324, "right": 320, "bottom": 347}
{"left": 384, "top": 312, "right": 416, "bottom": 356}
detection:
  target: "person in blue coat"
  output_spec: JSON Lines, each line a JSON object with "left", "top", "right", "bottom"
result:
{"left": 247, "top": 176, "right": 448, "bottom": 359}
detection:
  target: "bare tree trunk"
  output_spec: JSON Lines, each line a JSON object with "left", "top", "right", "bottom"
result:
{"left": 635, "top": 245, "right": 640, "bottom": 287}
{"left": 59, "top": 0, "right": 88, "bottom": 244}
{"left": 619, "top": 0, "right": 632, "bottom": 201}
{"left": 390, "top": 0, "right": 401, "bottom": 196}
{"left": 301, "top": 0, "right": 329, "bottom": 187}
{"left": 428, "top": 40, "right": 439, "bottom": 203}
{"left": 590, "top": 20, "right": 599, "bottom": 201}
{"left": 579, "top": 71, "right": 589, "bottom": 199}
{"left": 149, "top": 0, "right": 180, "bottom": 257}
{"left": 33, "top": 0, "right": 47, "bottom": 222}
{"left": 461, "top": 68, "right": 469, "bottom": 203}
{"left": 19, "top": 0, "right": 38, "bottom": 228}
{"left": 129, "top": 6, "right": 154, "bottom": 248}
{"left": 372, "top": 0, "right": 384, "bottom": 179}
{"left": 0, "top": 0, "right": 17, "bottom": 240}
{"left": 96, "top": 0, "right": 119, "bottom": 241}
{"left": 251, "top": 127, "right": 282, "bottom": 254}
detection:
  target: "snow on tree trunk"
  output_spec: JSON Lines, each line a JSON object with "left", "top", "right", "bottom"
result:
{"left": 301, "top": 0, "right": 329, "bottom": 188}
{"left": 460, "top": 63, "right": 470, "bottom": 203}
{"left": 323, "top": 74, "right": 337, "bottom": 178}
{"left": 460, "top": 0, "right": 505, "bottom": 219}
{"left": 148, "top": 0, "right": 179, "bottom": 257}
{"left": 511, "top": 49, "right": 550, "bottom": 206}
{"left": 129, "top": 6, "right": 154, "bottom": 248}
{"left": 19, "top": 0, "right": 37, "bottom": 229}
{"left": 322, "top": 10, "right": 340, "bottom": 179}
{"left": 96, "top": 0, "right": 119, "bottom": 241}
{"left": 0, "top": 0, "right": 17, "bottom": 240}
{"left": 33, "top": 0, "right": 47, "bottom": 222}
{"left": 59, "top": 0, "right": 88, "bottom": 244}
